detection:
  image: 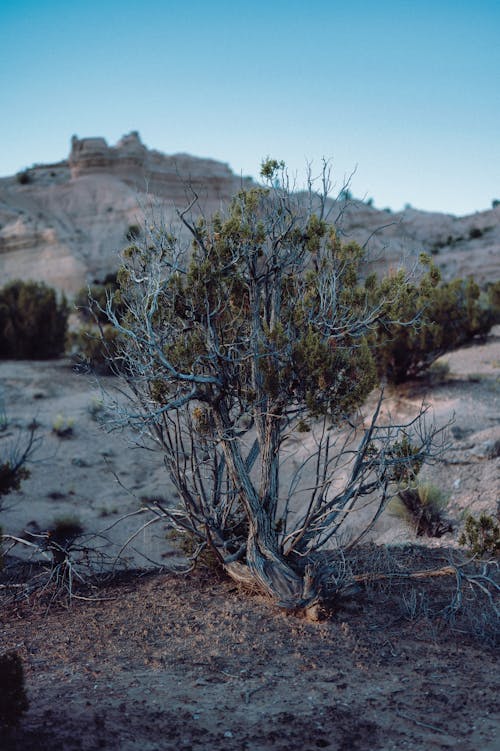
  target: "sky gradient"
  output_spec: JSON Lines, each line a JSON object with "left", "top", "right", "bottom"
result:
{"left": 1, "top": 0, "right": 499, "bottom": 215}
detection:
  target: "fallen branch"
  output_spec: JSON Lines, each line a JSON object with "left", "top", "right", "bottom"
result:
{"left": 352, "top": 565, "right": 457, "bottom": 585}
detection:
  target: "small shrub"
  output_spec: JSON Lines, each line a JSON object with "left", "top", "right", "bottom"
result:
{"left": 391, "top": 482, "right": 451, "bottom": 537}
{"left": 469, "top": 227, "right": 483, "bottom": 239}
{"left": 425, "top": 360, "right": 450, "bottom": 385}
{"left": 126, "top": 224, "right": 141, "bottom": 241}
{"left": 70, "top": 324, "right": 121, "bottom": 375}
{"left": 52, "top": 414, "right": 74, "bottom": 437}
{"left": 0, "top": 651, "right": 29, "bottom": 728}
{"left": 47, "top": 516, "right": 83, "bottom": 564}
{"left": 485, "top": 281, "right": 500, "bottom": 324}
{"left": 74, "top": 273, "right": 121, "bottom": 325}
{"left": 167, "top": 528, "right": 222, "bottom": 572}
{"left": 0, "top": 460, "right": 30, "bottom": 498}
{"left": 492, "top": 199, "right": 500, "bottom": 209}
{"left": 370, "top": 264, "right": 497, "bottom": 383}
{"left": 0, "top": 280, "right": 68, "bottom": 359}
{"left": 16, "top": 169, "right": 31, "bottom": 185}
{"left": 459, "top": 513, "right": 500, "bottom": 558}
{"left": 87, "top": 397, "right": 106, "bottom": 421}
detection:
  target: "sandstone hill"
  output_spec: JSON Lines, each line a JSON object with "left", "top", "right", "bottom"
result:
{"left": 0, "top": 132, "right": 499, "bottom": 294}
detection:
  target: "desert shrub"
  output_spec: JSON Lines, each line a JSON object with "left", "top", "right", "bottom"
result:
{"left": 391, "top": 482, "right": 451, "bottom": 537}
{"left": 0, "top": 651, "right": 29, "bottom": 728}
{"left": 70, "top": 323, "right": 121, "bottom": 375}
{"left": 459, "top": 513, "right": 500, "bottom": 558}
{"left": 469, "top": 227, "right": 483, "bottom": 239}
{"left": 126, "top": 224, "right": 141, "bottom": 241}
{"left": 485, "top": 281, "right": 500, "bottom": 323}
{"left": 0, "top": 280, "right": 68, "bottom": 359}
{"left": 46, "top": 516, "right": 84, "bottom": 565}
{"left": 492, "top": 199, "right": 500, "bottom": 209}
{"left": 74, "top": 272, "right": 121, "bottom": 325}
{"left": 0, "top": 400, "right": 35, "bottom": 568}
{"left": 52, "top": 413, "right": 74, "bottom": 438}
{"left": 426, "top": 360, "right": 451, "bottom": 385}
{"left": 16, "top": 169, "right": 31, "bottom": 185}
{"left": 369, "top": 263, "right": 497, "bottom": 383}
{"left": 100, "top": 160, "right": 444, "bottom": 611}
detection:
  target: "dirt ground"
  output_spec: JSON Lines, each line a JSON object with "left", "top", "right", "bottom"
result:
{"left": 1, "top": 551, "right": 499, "bottom": 751}
{"left": 0, "top": 329, "right": 499, "bottom": 751}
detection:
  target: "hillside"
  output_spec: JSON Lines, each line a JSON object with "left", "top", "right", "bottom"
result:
{"left": 0, "top": 137, "right": 499, "bottom": 751}
{"left": 1, "top": 133, "right": 499, "bottom": 294}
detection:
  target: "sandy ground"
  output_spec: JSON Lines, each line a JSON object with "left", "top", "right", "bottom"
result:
{"left": 1, "top": 328, "right": 498, "bottom": 559}
{"left": 0, "top": 328, "right": 499, "bottom": 750}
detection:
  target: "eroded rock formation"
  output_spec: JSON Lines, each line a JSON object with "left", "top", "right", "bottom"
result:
{"left": 0, "top": 133, "right": 498, "bottom": 294}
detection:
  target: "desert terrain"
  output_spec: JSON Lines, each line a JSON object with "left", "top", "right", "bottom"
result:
{"left": 1, "top": 133, "right": 499, "bottom": 295}
{"left": 0, "top": 326, "right": 498, "bottom": 751}
{"left": 0, "top": 136, "right": 499, "bottom": 750}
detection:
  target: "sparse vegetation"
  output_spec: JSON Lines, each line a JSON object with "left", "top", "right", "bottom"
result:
{"left": 391, "top": 482, "right": 452, "bottom": 537}
{"left": 0, "top": 402, "right": 35, "bottom": 515}
{"left": 426, "top": 360, "right": 451, "bottom": 385}
{"left": 459, "top": 513, "right": 500, "bottom": 558}
{"left": 15, "top": 169, "right": 32, "bottom": 185}
{"left": 74, "top": 273, "right": 120, "bottom": 325}
{"left": 46, "top": 516, "right": 84, "bottom": 565}
{"left": 369, "top": 264, "right": 498, "bottom": 383}
{"left": 0, "top": 397, "right": 38, "bottom": 571}
{"left": 0, "top": 280, "right": 68, "bottom": 359}
{"left": 101, "top": 160, "right": 446, "bottom": 611}
{"left": 69, "top": 323, "right": 121, "bottom": 375}
{"left": 126, "top": 224, "right": 142, "bottom": 241}
{"left": 52, "top": 413, "right": 74, "bottom": 437}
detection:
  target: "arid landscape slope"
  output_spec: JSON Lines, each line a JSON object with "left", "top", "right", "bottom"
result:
{"left": 1, "top": 132, "right": 499, "bottom": 293}
{"left": 0, "top": 136, "right": 499, "bottom": 751}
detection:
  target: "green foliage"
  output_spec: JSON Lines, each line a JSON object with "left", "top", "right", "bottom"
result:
{"left": 392, "top": 482, "right": 451, "bottom": 537}
{"left": 74, "top": 272, "right": 121, "bottom": 325}
{"left": 426, "top": 360, "right": 451, "bottom": 385}
{"left": 369, "top": 263, "right": 497, "bottom": 383}
{"left": 52, "top": 413, "right": 74, "bottom": 438}
{"left": 0, "top": 280, "right": 68, "bottom": 359}
{"left": 260, "top": 157, "right": 285, "bottom": 181}
{"left": 387, "top": 436, "right": 424, "bottom": 484}
{"left": 0, "top": 651, "right": 29, "bottom": 728}
{"left": 126, "top": 224, "right": 141, "bottom": 241}
{"left": 120, "top": 196, "right": 379, "bottom": 424}
{"left": 69, "top": 324, "right": 121, "bottom": 375}
{"left": 106, "top": 168, "right": 446, "bottom": 608}
{"left": 459, "top": 513, "right": 500, "bottom": 558}
{"left": 485, "top": 280, "right": 500, "bottom": 323}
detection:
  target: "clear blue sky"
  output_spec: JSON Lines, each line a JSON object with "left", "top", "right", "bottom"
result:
{"left": 1, "top": 0, "right": 499, "bottom": 215}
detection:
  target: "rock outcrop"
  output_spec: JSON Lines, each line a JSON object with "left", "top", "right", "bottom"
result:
{"left": 0, "top": 132, "right": 498, "bottom": 294}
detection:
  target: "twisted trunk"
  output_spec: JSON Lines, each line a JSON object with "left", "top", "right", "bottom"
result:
{"left": 212, "top": 402, "right": 318, "bottom": 608}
